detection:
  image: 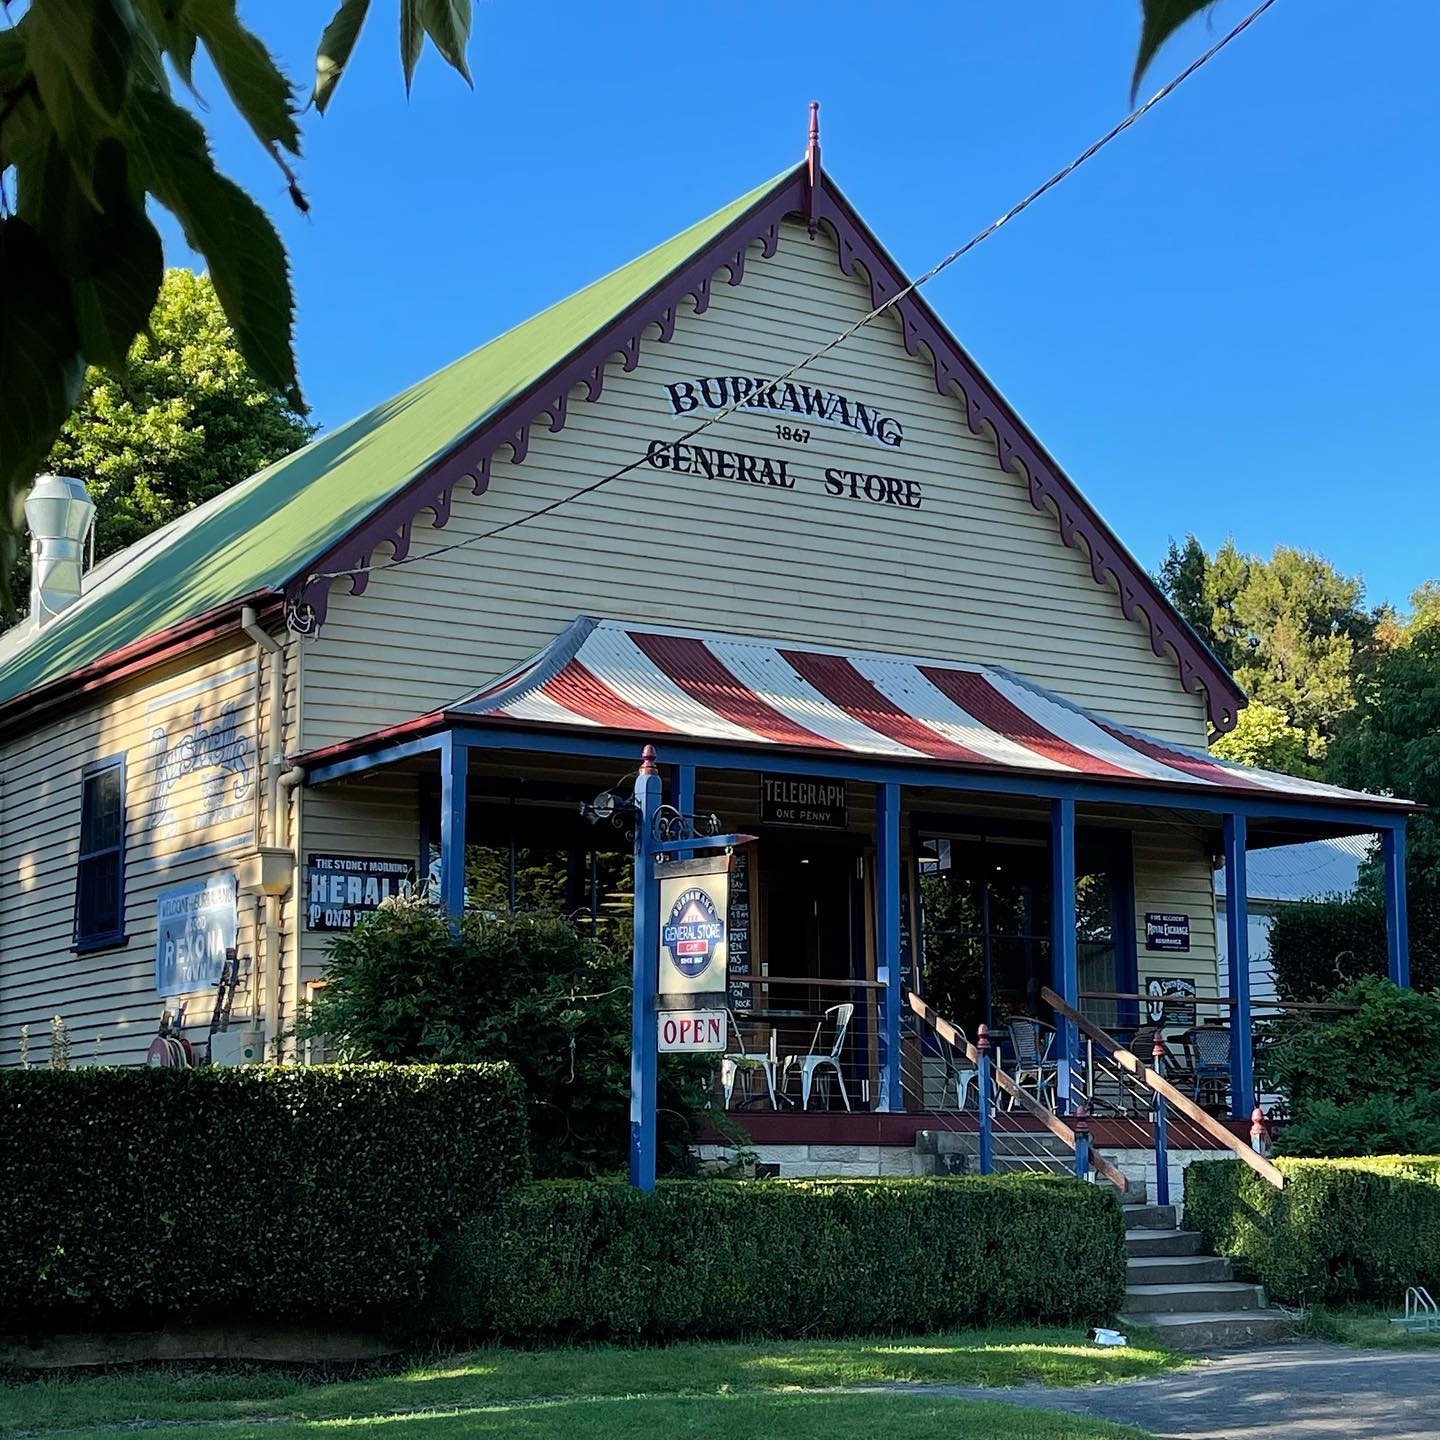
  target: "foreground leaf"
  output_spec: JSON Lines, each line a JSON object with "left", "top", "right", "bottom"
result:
{"left": 400, "top": 0, "right": 424, "bottom": 91}
{"left": 419, "top": 0, "right": 472, "bottom": 83}
{"left": 127, "top": 89, "right": 302, "bottom": 410}
{"left": 32, "top": 0, "right": 138, "bottom": 121}
{"left": 1133, "top": 0, "right": 1217, "bottom": 99}
{"left": 0, "top": 217, "right": 86, "bottom": 591}
{"left": 313, "top": 0, "right": 372, "bottom": 113}
{"left": 186, "top": 0, "right": 301, "bottom": 154}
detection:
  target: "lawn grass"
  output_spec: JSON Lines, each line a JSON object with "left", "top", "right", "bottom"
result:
{"left": 12, "top": 1392, "right": 1153, "bottom": 1440}
{"left": 1, "top": 1327, "right": 1184, "bottom": 1435}
{"left": 1303, "top": 1304, "right": 1440, "bottom": 1348}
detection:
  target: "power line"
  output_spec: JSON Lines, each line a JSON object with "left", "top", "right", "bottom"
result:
{"left": 308, "top": 0, "right": 1278, "bottom": 593}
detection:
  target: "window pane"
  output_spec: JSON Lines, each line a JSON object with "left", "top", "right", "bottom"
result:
{"left": 78, "top": 852, "right": 122, "bottom": 939}
{"left": 80, "top": 767, "right": 122, "bottom": 853}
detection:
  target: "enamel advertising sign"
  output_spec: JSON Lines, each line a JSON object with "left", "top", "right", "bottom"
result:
{"left": 657, "top": 853, "right": 730, "bottom": 1053}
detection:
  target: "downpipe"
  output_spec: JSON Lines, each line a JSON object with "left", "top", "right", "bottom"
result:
{"left": 241, "top": 607, "right": 287, "bottom": 1058}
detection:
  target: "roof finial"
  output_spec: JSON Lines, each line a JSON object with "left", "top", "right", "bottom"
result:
{"left": 805, "top": 100, "right": 821, "bottom": 238}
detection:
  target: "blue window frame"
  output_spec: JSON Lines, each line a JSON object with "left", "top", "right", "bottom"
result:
{"left": 74, "top": 755, "right": 128, "bottom": 952}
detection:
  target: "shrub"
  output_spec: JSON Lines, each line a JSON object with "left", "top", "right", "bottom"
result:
{"left": 1264, "top": 977, "right": 1440, "bottom": 1155}
{"left": 439, "top": 1176, "right": 1126, "bottom": 1343}
{"left": 298, "top": 902, "right": 719, "bottom": 1178}
{"left": 0, "top": 1063, "right": 527, "bottom": 1327}
{"left": 1185, "top": 1156, "right": 1440, "bottom": 1304}
{"left": 1268, "top": 891, "right": 1440, "bottom": 1000}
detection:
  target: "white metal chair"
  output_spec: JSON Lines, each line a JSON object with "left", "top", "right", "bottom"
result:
{"left": 720, "top": 1009, "right": 778, "bottom": 1110}
{"left": 782, "top": 1003, "right": 854, "bottom": 1112}
{"left": 1006, "top": 1017, "right": 1058, "bottom": 1109}
{"left": 938, "top": 1029, "right": 984, "bottom": 1111}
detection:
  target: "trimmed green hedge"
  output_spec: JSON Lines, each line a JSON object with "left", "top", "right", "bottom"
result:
{"left": 0, "top": 1063, "right": 528, "bottom": 1326}
{"left": 440, "top": 1175, "right": 1125, "bottom": 1342}
{"left": 1185, "top": 1156, "right": 1440, "bottom": 1303}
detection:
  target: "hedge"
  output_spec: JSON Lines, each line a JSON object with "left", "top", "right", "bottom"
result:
{"left": 440, "top": 1175, "right": 1126, "bottom": 1342}
{"left": 0, "top": 1063, "right": 528, "bottom": 1327}
{"left": 1268, "top": 890, "right": 1440, "bottom": 999}
{"left": 1185, "top": 1156, "right": 1440, "bottom": 1303}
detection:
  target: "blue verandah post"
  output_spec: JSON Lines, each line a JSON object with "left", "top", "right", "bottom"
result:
{"left": 630, "top": 746, "right": 662, "bottom": 1191}
{"left": 1051, "top": 797, "right": 1078, "bottom": 1110}
{"left": 976, "top": 1023, "right": 994, "bottom": 1175}
{"left": 671, "top": 763, "right": 696, "bottom": 863}
{"left": 439, "top": 732, "right": 468, "bottom": 921}
{"left": 877, "top": 782, "right": 903, "bottom": 1112}
{"left": 1151, "top": 1035, "right": 1171, "bottom": 1207}
{"left": 1383, "top": 823, "right": 1411, "bottom": 988}
{"left": 1072, "top": 1101, "right": 1091, "bottom": 1181}
{"left": 1223, "top": 813, "right": 1254, "bottom": 1119}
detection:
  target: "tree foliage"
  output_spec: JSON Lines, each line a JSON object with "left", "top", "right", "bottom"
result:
{"left": 1266, "top": 977, "right": 1440, "bottom": 1155}
{"left": 1328, "top": 589, "right": 1440, "bottom": 889}
{"left": 1159, "top": 535, "right": 1382, "bottom": 772}
{"left": 0, "top": 0, "right": 474, "bottom": 609}
{"left": 5, "top": 268, "right": 311, "bottom": 622}
{"left": 298, "top": 901, "right": 717, "bottom": 1179}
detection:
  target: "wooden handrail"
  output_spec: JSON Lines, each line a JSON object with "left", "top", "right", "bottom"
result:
{"left": 726, "top": 975, "right": 884, "bottom": 990}
{"left": 906, "top": 992, "right": 1129, "bottom": 1195}
{"left": 1078, "top": 990, "right": 1357, "bottom": 1015}
{"left": 1043, "top": 986, "right": 1285, "bottom": 1190}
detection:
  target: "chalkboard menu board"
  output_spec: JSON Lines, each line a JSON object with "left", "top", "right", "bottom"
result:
{"left": 726, "top": 847, "right": 754, "bottom": 1008}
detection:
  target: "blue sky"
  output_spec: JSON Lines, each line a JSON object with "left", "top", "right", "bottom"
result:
{"left": 173, "top": 1, "right": 1437, "bottom": 610}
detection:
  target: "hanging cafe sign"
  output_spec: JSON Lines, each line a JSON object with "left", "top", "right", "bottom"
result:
{"left": 656, "top": 853, "right": 731, "bottom": 1053}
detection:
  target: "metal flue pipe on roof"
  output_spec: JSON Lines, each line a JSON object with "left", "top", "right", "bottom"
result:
{"left": 24, "top": 474, "right": 94, "bottom": 626}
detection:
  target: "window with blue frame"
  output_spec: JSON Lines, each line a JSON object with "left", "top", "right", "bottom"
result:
{"left": 74, "top": 757, "right": 127, "bottom": 950}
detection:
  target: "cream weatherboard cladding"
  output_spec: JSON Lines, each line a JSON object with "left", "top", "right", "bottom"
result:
{"left": 0, "top": 641, "right": 280, "bottom": 1066}
{"left": 291, "top": 216, "right": 1222, "bottom": 1003}
{"left": 297, "top": 220, "right": 1213, "bottom": 753}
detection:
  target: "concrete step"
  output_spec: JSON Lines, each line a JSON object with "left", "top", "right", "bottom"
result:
{"left": 1123, "top": 1281, "right": 1267, "bottom": 1315}
{"left": 1126, "top": 1254, "right": 1233, "bottom": 1285}
{"left": 1121, "top": 1202, "right": 1179, "bottom": 1230}
{"left": 1120, "top": 1308, "right": 1293, "bottom": 1350}
{"left": 1125, "top": 1227, "right": 1203, "bottom": 1258}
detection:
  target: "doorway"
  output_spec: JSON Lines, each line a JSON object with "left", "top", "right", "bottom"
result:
{"left": 755, "top": 836, "right": 867, "bottom": 1105}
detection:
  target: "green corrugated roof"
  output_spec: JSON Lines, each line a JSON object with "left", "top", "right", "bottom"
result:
{"left": 0, "top": 166, "right": 799, "bottom": 712}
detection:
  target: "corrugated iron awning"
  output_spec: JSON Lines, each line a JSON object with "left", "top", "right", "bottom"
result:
{"left": 447, "top": 617, "right": 1410, "bottom": 810}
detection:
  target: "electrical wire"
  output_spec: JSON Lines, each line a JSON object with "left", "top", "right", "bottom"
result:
{"left": 305, "top": 0, "right": 1278, "bottom": 596}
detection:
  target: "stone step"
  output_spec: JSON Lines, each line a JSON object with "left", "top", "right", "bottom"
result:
{"left": 1121, "top": 1202, "right": 1179, "bottom": 1230}
{"left": 1120, "top": 1308, "right": 1293, "bottom": 1350}
{"left": 991, "top": 1156, "right": 1073, "bottom": 1175}
{"left": 1125, "top": 1227, "right": 1203, "bottom": 1258}
{"left": 1126, "top": 1254, "right": 1233, "bottom": 1285}
{"left": 1123, "top": 1281, "right": 1267, "bottom": 1315}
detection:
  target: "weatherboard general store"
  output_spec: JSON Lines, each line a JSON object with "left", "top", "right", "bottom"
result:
{"left": 0, "top": 123, "right": 1414, "bottom": 1170}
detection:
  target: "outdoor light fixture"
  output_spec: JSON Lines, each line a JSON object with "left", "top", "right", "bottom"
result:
{"left": 580, "top": 784, "right": 635, "bottom": 830}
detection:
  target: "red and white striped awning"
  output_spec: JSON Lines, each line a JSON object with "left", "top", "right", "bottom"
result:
{"left": 449, "top": 618, "right": 1408, "bottom": 809}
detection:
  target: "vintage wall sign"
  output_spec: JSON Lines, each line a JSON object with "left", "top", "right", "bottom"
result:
{"left": 306, "top": 854, "right": 414, "bottom": 930}
{"left": 1146, "top": 977, "right": 1197, "bottom": 1026}
{"left": 664, "top": 376, "right": 904, "bottom": 448}
{"left": 759, "top": 775, "right": 848, "bottom": 828}
{"left": 145, "top": 668, "right": 254, "bottom": 849}
{"left": 643, "top": 439, "right": 923, "bottom": 510}
{"left": 1145, "top": 912, "right": 1191, "bottom": 952}
{"left": 155, "top": 874, "right": 238, "bottom": 996}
